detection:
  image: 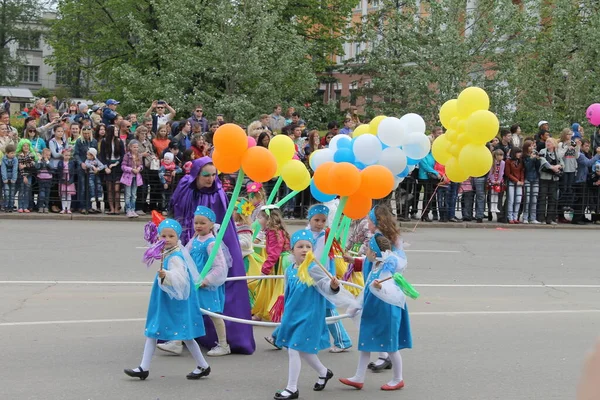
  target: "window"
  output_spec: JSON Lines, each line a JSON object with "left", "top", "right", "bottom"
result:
{"left": 20, "top": 66, "right": 40, "bottom": 83}
{"left": 18, "top": 32, "right": 41, "bottom": 50}
{"left": 55, "top": 69, "right": 72, "bottom": 85}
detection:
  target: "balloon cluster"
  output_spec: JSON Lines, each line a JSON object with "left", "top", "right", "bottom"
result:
{"left": 309, "top": 114, "right": 432, "bottom": 219}
{"left": 586, "top": 103, "right": 600, "bottom": 126}
{"left": 432, "top": 87, "right": 498, "bottom": 182}
{"left": 211, "top": 124, "right": 311, "bottom": 191}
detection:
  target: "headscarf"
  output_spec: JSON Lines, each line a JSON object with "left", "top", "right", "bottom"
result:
{"left": 291, "top": 229, "right": 315, "bottom": 248}
{"left": 308, "top": 204, "right": 330, "bottom": 221}
{"left": 158, "top": 219, "right": 182, "bottom": 237}
{"left": 194, "top": 205, "right": 216, "bottom": 222}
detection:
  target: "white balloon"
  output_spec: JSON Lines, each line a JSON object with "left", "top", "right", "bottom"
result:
{"left": 329, "top": 134, "right": 352, "bottom": 152}
{"left": 402, "top": 131, "right": 431, "bottom": 160}
{"left": 399, "top": 113, "right": 426, "bottom": 135}
{"left": 377, "top": 117, "right": 405, "bottom": 147}
{"left": 353, "top": 134, "right": 383, "bottom": 165}
{"left": 393, "top": 177, "right": 404, "bottom": 190}
{"left": 310, "top": 148, "right": 334, "bottom": 170}
{"left": 378, "top": 147, "right": 407, "bottom": 175}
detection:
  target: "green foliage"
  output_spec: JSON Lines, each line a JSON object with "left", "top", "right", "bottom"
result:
{"left": 33, "top": 87, "right": 52, "bottom": 99}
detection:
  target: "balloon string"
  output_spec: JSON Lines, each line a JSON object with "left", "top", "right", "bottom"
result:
{"left": 412, "top": 185, "right": 439, "bottom": 233}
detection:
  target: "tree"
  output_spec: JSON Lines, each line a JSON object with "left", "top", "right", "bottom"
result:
{"left": 46, "top": 0, "right": 318, "bottom": 123}
{"left": 0, "top": 0, "right": 52, "bottom": 85}
{"left": 349, "top": 0, "right": 538, "bottom": 126}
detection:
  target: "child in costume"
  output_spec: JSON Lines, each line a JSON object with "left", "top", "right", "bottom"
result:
{"left": 252, "top": 207, "right": 291, "bottom": 324}
{"left": 157, "top": 206, "right": 231, "bottom": 357}
{"left": 344, "top": 205, "right": 408, "bottom": 371}
{"left": 273, "top": 229, "right": 357, "bottom": 400}
{"left": 124, "top": 219, "right": 210, "bottom": 381}
{"left": 234, "top": 197, "right": 263, "bottom": 306}
{"left": 247, "top": 181, "right": 266, "bottom": 221}
{"left": 339, "top": 234, "right": 412, "bottom": 391}
{"left": 307, "top": 204, "right": 352, "bottom": 353}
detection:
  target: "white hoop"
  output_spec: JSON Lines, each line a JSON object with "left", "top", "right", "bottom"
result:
{"left": 199, "top": 275, "right": 363, "bottom": 326}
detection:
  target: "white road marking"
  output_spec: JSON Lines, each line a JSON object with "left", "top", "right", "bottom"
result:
{"left": 405, "top": 250, "right": 461, "bottom": 253}
{"left": 0, "top": 281, "right": 151, "bottom": 285}
{"left": 2, "top": 310, "right": 599, "bottom": 327}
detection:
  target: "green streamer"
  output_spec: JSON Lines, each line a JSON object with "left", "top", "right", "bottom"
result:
{"left": 266, "top": 176, "right": 284, "bottom": 205}
{"left": 319, "top": 196, "right": 348, "bottom": 265}
{"left": 275, "top": 189, "right": 301, "bottom": 208}
{"left": 197, "top": 168, "right": 245, "bottom": 284}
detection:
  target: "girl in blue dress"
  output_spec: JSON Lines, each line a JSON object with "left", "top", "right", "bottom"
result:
{"left": 124, "top": 219, "right": 210, "bottom": 380}
{"left": 274, "top": 229, "right": 357, "bottom": 400}
{"left": 307, "top": 204, "right": 353, "bottom": 353}
{"left": 339, "top": 234, "right": 412, "bottom": 391}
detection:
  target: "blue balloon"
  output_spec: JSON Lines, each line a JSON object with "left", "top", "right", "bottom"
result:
{"left": 334, "top": 148, "right": 355, "bottom": 163}
{"left": 407, "top": 157, "right": 419, "bottom": 166}
{"left": 337, "top": 136, "right": 352, "bottom": 149}
{"left": 396, "top": 166, "right": 410, "bottom": 178}
{"left": 354, "top": 161, "right": 366, "bottom": 170}
{"left": 310, "top": 180, "right": 335, "bottom": 202}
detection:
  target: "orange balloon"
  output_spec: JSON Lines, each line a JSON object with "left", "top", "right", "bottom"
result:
{"left": 356, "top": 165, "right": 394, "bottom": 199}
{"left": 213, "top": 123, "right": 247, "bottom": 157}
{"left": 313, "top": 162, "right": 337, "bottom": 194}
{"left": 329, "top": 162, "right": 361, "bottom": 196}
{"left": 241, "top": 146, "right": 277, "bottom": 182}
{"left": 344, "top": 193, "right": 372, "bottom": 219}
{"left": 212, "top": 150, "right": 242, "bottom": 174}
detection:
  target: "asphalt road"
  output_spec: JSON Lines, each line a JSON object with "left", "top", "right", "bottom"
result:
{"left": 1, "top": 220, "right": 598, "bottom": 400}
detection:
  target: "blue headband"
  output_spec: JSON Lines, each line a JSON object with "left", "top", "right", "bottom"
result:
{"left": 369, "top": 234, "right": 382, "bottom": 257}
{"left": 308, "top": 204, "right": 329, "bottom": 221}
{"left": 368, "top": 207, "right": 377, "bottom": 226}
{"left": 158, "top": 219, "right": 182, "bottom": 237}
{"left": 291, "top": 229, "right": 315, "bottom": 248}
{"left": 194, "top": 206, "right": 216, "bottom": 223}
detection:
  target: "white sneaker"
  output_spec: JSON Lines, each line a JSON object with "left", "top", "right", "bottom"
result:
{"left": 531, "top": 220, "right": 541, "bottom": 224}
{"left": 136, "top": 210, "right": 146, "bottom": 216}
{"left": 157, "top": 340, "right": 183, "bottom": 355}
{"left": 522, "top": 220, "right": 529, "bottom": 224}
{"left": 207, "top": 344, "right": 231, "bottom": 357}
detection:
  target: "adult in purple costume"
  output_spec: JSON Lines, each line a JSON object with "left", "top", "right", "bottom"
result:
{"left": 170, "top": 157, "right": 255, "bottom": 355}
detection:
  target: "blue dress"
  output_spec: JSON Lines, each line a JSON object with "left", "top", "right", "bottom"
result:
{"left": 145, "top": 251, "right": 206, "bottom": 340}
{"left": 358, "top": 266, "right": 412, "bottom": 352}
{"left": 275, "top": 264, "right": 331, "bottom": 354}
{"left": 189, "top": 236, "right": 226, "bottom": 313}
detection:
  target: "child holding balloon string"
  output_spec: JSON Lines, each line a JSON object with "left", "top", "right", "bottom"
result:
{"left": 273, "top": 229, "right": 359, "bottom": 400}
{"left": 339, "top": 234, "right": 411, "bottom": 391}
{"left": 125, "top": 219, "right": 211, "bottom": 381}
{"left": 343, "top": 204, "right": 410, "bottom": 372}
{"left": 234, "top": 197, "right": 264, "bottom": 306}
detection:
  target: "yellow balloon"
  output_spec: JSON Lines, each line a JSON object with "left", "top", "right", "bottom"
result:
{"left": 439, "top": 99, "right": 458, "bottom": 129}
{"left": 466, "top": 110, "right": 500, "bottom": 145}
{"left": 445, "top": 157, "right": 469, "bottom": 182}
{"left": 369, "top": 115, "right": 386, "bottom": 134}
{"left": 456, "top": 132, "right": 470, "bottom": 146}
{"left": 281, "top": 159, "right": 311, "bottom": 191}
{"left": 353, "top": 124, "right": 372, "bottom": 137}
{"left": 449, "top": 117, "right": 459, "bottom": 130}
{"left": 457, "top": 87, "right": 490, "bottom": 119}
{"left": 431, "top": 134, "right": 451, "bottom": 165}
{"left": 445, "top": 129, "right": 458, "bottom": 143}
{"left": 457, "top": 119, "right": 467, "bottom": 133}
{"left": 448, "top": 143, "right": 462, "bottom": 157}
{"left": 458, "top": 144, "right": 493, "bottom": 177}
{"left": 268, "top": 134, "right": 295, "bottom": 165}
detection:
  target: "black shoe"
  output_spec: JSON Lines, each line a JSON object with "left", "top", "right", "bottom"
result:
{"left": 462, "top": 217, "right": 472, "bottom": 222}
{"left": 440, "top": 218, "right": 448, "bottom": 222}
{"left": 124, "top": 366, "right": 149, "bottom": 380}
{"left": 398, "top": 216, "right": 410, "bottom": 222}
{"left": 476, "top": 218, "right": 483, "bottom": 223}
{"left": 572, "top": 220, "right": 587, "bottom": 225}
{"left": 432, "top": 215, "right": 439, "bottom": 221}
{"left": 186, "top": 366, "right": 211, "bottom": 380}
{"left": 449, "top": 217, "right": 459, "bottom": 222}
{"left": 420, "top": 216, "right": 432, "bottom": 222}
{"left": 274, "top": 389, "right": 299, "bottom": 400}
{"left": 487, "top": 214, "right": 493, "bottom": 221}
{"left": 313, "top": 369, "right": 333, "bottom": 391}
{"left": 368, "top": 357, "right": 392, "bottom": 372}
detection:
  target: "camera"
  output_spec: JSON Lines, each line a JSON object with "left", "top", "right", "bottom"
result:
{"left": 570, "top": 140, "right": 576, "bottom": 147}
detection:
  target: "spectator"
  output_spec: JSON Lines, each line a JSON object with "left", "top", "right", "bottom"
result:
{"left": 48, "top": 126, "right": 70, "bottom": 213}
{"left": 118, "top": 120, "right": 134, "bottom": 144}
{"left": 434, "top": 161, "right": 450, "bottom": 222}
{"left": 257, "top": 131, "right": 271, "bottom": 149}
{"left": 188, "top": 105, "right": 208, "bottom": 133}
{"left": 102, "top": 99, "right": 120, "bottom": 126}
{"left": 216, "top": 114, "right": 225, "bottom": 126}
{"left": 172, "top": 120, "right": 192, "bottom": 153}
{"left": 24, "top": 126, "right": 46, "bottom": 156}
{"left": 99, "top": 125, "right": 125, "bottom": 215}
{"left": 557, "top": 128, "right": 579, "bottom": 221}
{"left": 94, "top": 123, "right": 107, "bottom": 144}
{"left": 57, "top": 148, "right": 77, "bottom": 214}
{"left": 339, "top": 118, "right": 354, "bottom": 136}
{"left": 2, "top": 96, "right": 10, "bottom": 113}
{"left": 536, "top": 129, "right": 550, "bottom": 152}
{"left": 162, "top": 141, "right": 182, "bottom": 167}
{"left": 284, "top": 106, "right": 295, "bottom": 125}
{"left": 321, "top": 131, "right": 334, "bottom": 148}
{"left": 510, "top": 124, "right": 524, "bottom": 149}
{"left": 460, "top": 178, "right": 474, "bottom": 221}
{"left": 494, "top": 129, "right": 512, "bottom": 160}
{"left": 145, "top": 100, "right": 176, "bottom": 133}
{"left": 135, "top": 126, "right": 155, "bottom": 215}
{"left": 472, "top": 172, "right": 487, "bottom": 223}
{"left": 16, "top": 139, "right": 37, "bottom": 213}
{"left": 417, "top": 140, "right": 440, "bottom": 222}
{"left": 152, "top": 125, "right": 170, "bottom": 158}
{"left": 73, "top": 103, "right": 92, "bottom": 125}
{"left": 73, "top": 125, "right": 98, "bottom": 213}
{"left": 326, "top": 121, "right": 339, "bottom": 138}
{"left": 159, "top": 152, "right": 182, "bottom": 216}
{"left": 572, "top": 139, "right": 600, "bottom": 225}
{"left": 90, "top": 105, "right": 103, "bottom": 127}
{"left": 85, "top": 148, "right": 106, "bottom": 213}
{"left": 428, "top": 126, "right": 443, "bottom": 141}
{"left": 246, "top": 121, "right": 264, "bottom": 140}
{"left": 190, "top": 134, "right": 206, "bottom": 158}
{"left": 268, "top": 105, "right": 286, "bottom": 132}
{"left": 522, "top": 140, "right": 541, "bottom": 224}
{"left": 537, "top": 120, "right": 549, "bottom": 137}
{"left": 142, "top": 116, "right": 154, "bottom": 135}
{"left": 259, "top": 114, "right": 272, "bottom": 135}
{"left": 592, "top": 128, "right": 600, "bottom": 155}
{"left": 1, "top": 143, "right": 18, "bottom": 212}
{"left": 572, "top": 123, "right": 583, "bottom": 140}
{"left": 537, "top": 138, "right": 563, "bottom": 225}
{"left": 346, "top": 106, "right": 361, "bottom": 125}
{"left": 35, "top": 148, "right": 53, "bottom": 213}
{"left": 1, "top": 111, "right": 18, "bottom": 138}
{"left": 68, "top": 122, "right": 81, "bottom": 147}
{"left": 505, "top": 147, "right": 525, "bottom": 224}
{"left": 120, "top": 139, "right": 144, "bottom": 218}
{"left": 304, "top": 130, "right": 322, "bottom": 163}
{"left": 487, "top": 149, "right": 505, "bottom": 216}
{"left": 290, "top": 124, "right": 306, "bottom": 160}
{"left": 39, "top": 102, "right": 56, "bottom": 126}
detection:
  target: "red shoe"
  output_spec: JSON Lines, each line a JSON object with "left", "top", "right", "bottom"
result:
{"left": 381, "top": 381, "right": 405, "bottom": 391}
{"left": 339, "top": 378, "right": 363, "bottom": 390}
{"left": 508, "top": 220, "right": 515, "bottom": 224}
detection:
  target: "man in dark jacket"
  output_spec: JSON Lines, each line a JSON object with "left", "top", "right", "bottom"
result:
{"left": 73, "top": 126, "right": 98, "bottom": 213}
{"left": 102, "top": 99, "right": 119, "bottom": 125}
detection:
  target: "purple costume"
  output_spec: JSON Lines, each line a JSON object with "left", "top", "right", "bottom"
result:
{"left": 170, "top": 157, "right": 255, "bottom": 354}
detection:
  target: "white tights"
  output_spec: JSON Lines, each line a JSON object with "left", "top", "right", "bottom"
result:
{"left": 137, "top": 338, "right": 208, "bottom": 371}
{"left": 61, "top": 194, "right": 71, "bottom": 211}
{"left": 347, "top": 351, "right": 403, "bottom": 386}
{"left": 282, "top": 349, "right": 328, "bottom": 394}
